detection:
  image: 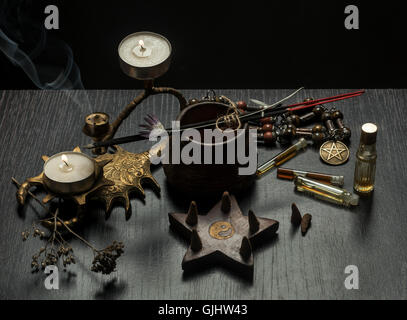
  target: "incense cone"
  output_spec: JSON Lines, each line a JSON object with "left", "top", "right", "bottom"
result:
{"left": 240, "top": 236, "right": 252, "bottom": 261}
{"left": 186, "top": 201, "right": 198, "bottom": 226}
{"left": 221, "top": 191, "right": 231, "bottom": 213}
{"left": 291, "top": 203, "right": 302, "bottom": 226}
{"left": 190, "top": 229, "right": 202, "bottom": 252}
{"left": 301, "top": 213, "right": 312, "bottom": 236}
{"left": 248, "top": 210, "right": 260, "bottom": 234}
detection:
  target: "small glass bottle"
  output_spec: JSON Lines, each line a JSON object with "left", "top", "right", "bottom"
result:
{"left": 277, "top": 167, "right": 344, "bottom": 187}
{"left": 353, "top": 123, "right": 378, "bottom": 195}
{"left": 256, "top": 138, "right": 307, "bottom": 177}
{"left": 294, "top": 176, "right": 359, "bottom": 207}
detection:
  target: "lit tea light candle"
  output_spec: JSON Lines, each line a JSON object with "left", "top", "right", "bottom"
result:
{"left": 43, "top": 151, "right": 97, "bottom": 194}
{"left": 133, "top": 39, "right": 152, "bottom": 58}
{"left": 118, "top": 31, "right": 172, "bottom": 79}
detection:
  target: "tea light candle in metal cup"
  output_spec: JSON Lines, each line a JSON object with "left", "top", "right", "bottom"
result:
{"left": 43, "top": 152, "right": 97, "bottom": 194}
{"left": 118, "top": 31, "right": 172, "bottom": 80}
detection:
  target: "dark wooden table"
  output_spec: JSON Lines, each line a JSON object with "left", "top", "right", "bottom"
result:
{"left": 1, "top": 89, "right": 406, "bottom": 300}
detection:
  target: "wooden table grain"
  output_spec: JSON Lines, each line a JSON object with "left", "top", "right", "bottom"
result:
{"left": 0, "top": 89, "right": 406, "bottom": 300}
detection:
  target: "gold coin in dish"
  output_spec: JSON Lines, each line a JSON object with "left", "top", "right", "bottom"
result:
{"left": 319, "top": 140, "right": 350, "bottom": 165}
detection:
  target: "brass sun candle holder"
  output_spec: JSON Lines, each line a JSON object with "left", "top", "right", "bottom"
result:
{"left": 15, "top": 147, "right": 114, "bottom": 228}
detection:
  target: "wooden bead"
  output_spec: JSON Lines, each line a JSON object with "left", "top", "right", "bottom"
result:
{"left": 312, "top": 124, "right": 326, "bottom": 133}
{"left": 262, "top": 124, "right": 273, "bottom": 132}
{"left": 260, "top": 117, "right": 274, "bottom": 125}
{"left": 286, "top": 124, "right": 296, "bottom": 134}
{"left": 342, "top": 127, "right": 351, "bottom": 139}
{"left": 236, "top": 101, "right": 247, "bottom": 110}
{"left": 321, "top": 111, "right": 331, "bottom": 122}
{"left": 263, "top": 131, "right": 277, "bottom": 144}
{"left": 280, "top": 125, "right": 296, "bottom": 140}
{"left": 312, "top": 132, "right": 325, "bottom": 142}
{"left": 263, "top": 131, "right": 273, "bottom": 139}
{"left": 312, "top": 106, "right": 324, "bottom": 116}
{"left": 331, "top": 110, "right": 343, "bottom": 120}
{"left": 287, "top": 114, "right": 301, "bottom": 126}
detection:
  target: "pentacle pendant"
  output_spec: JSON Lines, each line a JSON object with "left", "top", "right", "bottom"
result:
{"left": 319, "top": 140, "right": 350, "bottom": 165}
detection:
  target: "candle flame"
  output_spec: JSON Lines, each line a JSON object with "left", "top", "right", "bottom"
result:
{"left": 138, "top": 39, "right": 145, "bottom": 49}
{"left": 61, "top": 154, "right": 69, "bottom": 166}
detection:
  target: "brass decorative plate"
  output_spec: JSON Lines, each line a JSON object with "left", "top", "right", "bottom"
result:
{"left": 319, "top": 140, "right": 350, "bottom": 165}
{"left": 92, "top": 146, "right": 160, "bottom": 217}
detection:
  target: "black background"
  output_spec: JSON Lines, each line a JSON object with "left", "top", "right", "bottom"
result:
{"left": 0, "top": 0, "right": 406, "bottom": 89}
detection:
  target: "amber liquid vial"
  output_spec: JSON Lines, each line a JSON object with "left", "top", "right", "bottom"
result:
{"left": 353, "top": 123, "right": 378, "bottom": 195}
{"left": 256, "top": 138, "right": 307, "bottom": 177}
{"left": 294, "top": 176, "right": 359, "bottom": 207}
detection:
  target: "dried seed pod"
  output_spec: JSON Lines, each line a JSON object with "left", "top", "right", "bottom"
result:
{"left": 291, "top": 203, "right": 302, "bottom": 226}
{"left": 301, "top": 213, "right": 312, "bottom": 236}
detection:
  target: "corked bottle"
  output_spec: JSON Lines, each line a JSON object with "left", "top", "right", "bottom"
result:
{"left": 353, "top": 123, "right": 378, "bottom": 195}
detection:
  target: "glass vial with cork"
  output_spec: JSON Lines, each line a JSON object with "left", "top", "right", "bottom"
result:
{"left": 353, "top": 123, "right": 378, "bottom": 195}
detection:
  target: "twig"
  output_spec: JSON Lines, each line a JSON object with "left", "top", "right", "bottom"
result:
{"left": 12, "top": 177, "right": 98, "bottom": 252}
{"left": 11, "top": 177, "right": 48, "bottom": 211}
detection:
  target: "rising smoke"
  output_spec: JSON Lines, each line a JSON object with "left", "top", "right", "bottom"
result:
{"left": 0, "top": 0, "right": 84, "bottom": 89}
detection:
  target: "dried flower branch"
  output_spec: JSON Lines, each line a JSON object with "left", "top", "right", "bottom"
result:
{"left": 12, "top": 177, "right": 125, "bottom": 275}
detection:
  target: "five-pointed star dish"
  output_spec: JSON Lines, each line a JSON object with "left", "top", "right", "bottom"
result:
{"left": 321, "top": 141, "right": 347, "bottom": 160}
{"left": 169, "top": 192, "right": 279, "bottom": 276}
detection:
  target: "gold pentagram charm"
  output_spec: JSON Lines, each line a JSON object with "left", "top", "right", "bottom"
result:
{"left": 319, "top": 140, "right": 350, "bottom": 165}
